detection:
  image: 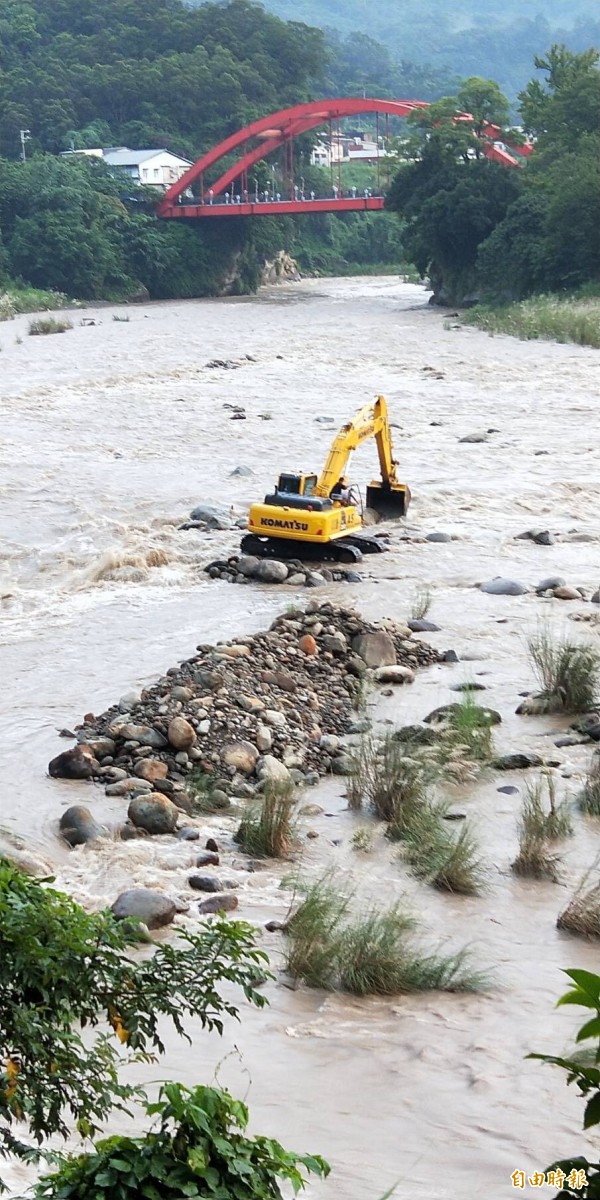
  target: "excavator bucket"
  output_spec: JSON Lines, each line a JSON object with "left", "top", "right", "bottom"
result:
{"left": 365, "top": 481, "right": 410, "bottom": 519}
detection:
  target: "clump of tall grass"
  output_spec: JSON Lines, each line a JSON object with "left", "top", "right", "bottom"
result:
{"left": 351, "top": 826, "right": 374, "bottom": 852}
{"left": 400, "top": 801, "right": 486, "bottom": 895}
{"left": 511, "top": 776, "right": 572, "bottom": 881}
{"left": 463, "top": 296, "right": 600, "bottom": 350}
{"left": 283, "top": 876, "right": 485, "bottom": 995}
{"left": 441, "top": 692, "right": 496, "bottom": 763}
{"left": 234, "top": 782, "right": 296, "bottom": 858}
{"left": 28, "top": 316, "right": 73, "bottom": 336}
{"left": 410, "top": 585, "right": 432, "bottom": 621}
{"left": 557, "top": 873, "right": 600, "bottom": 938}
{"left": 578, "top": 752, "right": 600, "bottom": 817}
{"left": 527, "top": 628, "right": 600, "bottom": 714}
{"left": 346, "top": 733, "right": 435, "bottom": 834}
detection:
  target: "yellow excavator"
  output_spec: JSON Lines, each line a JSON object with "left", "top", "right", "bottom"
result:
{"left": 241, "top": 395, "right": 410, "bottom": 563}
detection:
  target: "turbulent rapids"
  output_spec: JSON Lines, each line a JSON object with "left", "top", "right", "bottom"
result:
{"left": 1, "top": 277, "right": 599, "bottom": 1199}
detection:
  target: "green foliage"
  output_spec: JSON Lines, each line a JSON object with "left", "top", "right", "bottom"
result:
{"left": 33, "top": 1081, "right": 329, "bottom": 1199}
{"left": 443, "top": 692, "right": 495, "bottom": 763}
{"left": 512, "top": 776, "right": 572, "bottom": 881}
{"left": 28, "top": 316, "right": 72, "bottom": 334}
{"left": 400, "top": 801, "right": 486, "bottom": 895}
{"left": 579, "top": 753, "right": 600, "bottom": 817}
{"left": 0, "top": 861, "right": 268, "bottom": 1171}
{"left": 558, "top": 881, "right": 600, "bottom": 940}
{"left": 0, "top": 285, "right": 73, "bottom": 318}
{"left": 386, "top": 47, "right": 600, "bottom": 306}
{"left": 283, "top": 875, "right": 485, "bottom": 994}
{"left": 410, "top": 585, "right": 432, "bottom": 620}
{"left": 234, "top": 783, "right": 296, "bottom": 859}
{"left": 529, "top": 969, "right": 600, "bottom": 1195}
{"left": 463, "top": 294, "right": 600, "bottom": 347}
{"left": 528, "top": 629, "right": 600, "bottom": 714}
{"left": 346, "top": 733, "right": 435, "bottom": 833}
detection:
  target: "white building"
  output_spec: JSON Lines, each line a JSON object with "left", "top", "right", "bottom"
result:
{"left": 62, "top": 147, "right": 193, "bottom": 189}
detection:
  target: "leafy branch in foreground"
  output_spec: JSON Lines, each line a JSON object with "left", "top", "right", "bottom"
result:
{"left": 0, "top": 860, "right": 269, "bottom": 1175}
{"left": 33, "top": 1082, "right": 329, "bottom": 1200}
{"left": 529, "top": 969, "right": 600, "bottom": 1196}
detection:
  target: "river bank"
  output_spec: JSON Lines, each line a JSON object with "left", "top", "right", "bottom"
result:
{"left": 462, "top": 292, "right": 600, "bottom": 348}
{"left": 2, "top": 276, "right": 600, "bottom": 1198}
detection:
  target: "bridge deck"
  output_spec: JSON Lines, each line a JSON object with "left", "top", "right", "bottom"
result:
{"left": 161, "top": 196, "right": 386, "bottom": 219}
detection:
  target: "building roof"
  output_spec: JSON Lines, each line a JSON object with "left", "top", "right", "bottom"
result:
{"left": 103, "top": 148, "right": 192, "bottom": 167}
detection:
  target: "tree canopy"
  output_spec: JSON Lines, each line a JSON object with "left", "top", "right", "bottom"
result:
{"left": 386, "top": 48, "right": 600, "bottom": 303}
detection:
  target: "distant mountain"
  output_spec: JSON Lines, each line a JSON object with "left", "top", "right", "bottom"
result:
{"left": 226, "top": 0, "right": 600, "bottom": 97}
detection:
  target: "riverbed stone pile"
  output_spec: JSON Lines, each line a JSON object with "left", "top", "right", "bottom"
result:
{"left": 48, "top": 600, "right": 443, "bottom": 831}
{"left": 204, "top": 552, "right": 363, "bottom": 587}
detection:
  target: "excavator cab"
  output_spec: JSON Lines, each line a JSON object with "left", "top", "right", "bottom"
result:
{"left": 275, "top": 473, "right": 318, "bottom": 497}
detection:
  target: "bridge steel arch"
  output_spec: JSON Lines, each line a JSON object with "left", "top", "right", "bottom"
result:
{"left": 157, "top": 96, "right": 529, "bottom": 220}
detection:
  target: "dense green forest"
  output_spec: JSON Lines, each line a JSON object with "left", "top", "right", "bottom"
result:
{"left": 385, "top": 49, "right": 600, "bottom": 305}
{"left": 0, "top": 0, "right": 597, "bottom": 305}
{"left": 250, "top": 0, "right": 600, "bottom": 99}
{"left": 0, "top": 0, "right": 432, "bottom": 299}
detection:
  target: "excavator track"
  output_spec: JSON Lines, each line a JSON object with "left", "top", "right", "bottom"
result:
{"left": 240, "top": 534, "right": 365, "bottom": 564}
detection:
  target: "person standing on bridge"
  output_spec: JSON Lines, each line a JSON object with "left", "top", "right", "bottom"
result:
{"left": 351, "top": 185, "right": 357, "bottom": 199}
{"left": 276, "top": 192, "right": 281, "bottom": 202}
{"left": 294, "top": 184, "right": 299, "bottom": 201}
{"left": 310, "top": 190, "right": 315, "bottom": 201}
{"left": 225, "top": 191, "right": 230, "bottom": 204}
{"left": 208, "top": 188, "right": 214, "bottom": 205}
{"left": 333, "top": 183, "right": 338, "bottom": 200}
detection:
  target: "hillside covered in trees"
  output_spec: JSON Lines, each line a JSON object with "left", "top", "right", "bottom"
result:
{"left": 385, "top": 48, "right": 600, "bottom": 305}
{"left": 252, "top": 0, "right": 600, "bottom": 99}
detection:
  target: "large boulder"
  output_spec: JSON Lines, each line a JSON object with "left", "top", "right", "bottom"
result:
{"left": 111, "top": 888, "right": 176, "bottom": 930}
{"left": 257, "top": 755, "right": 292, "bottom": 786}
{"left": 480, "top": 578, "right": 529, "bottom": 596}
{"left": 59, "top": 805, "right": 102, "bottom": 847}
{"left": 48, "top": 745, "right": 99, "bottom": 779}
{"left": 373, "top": 665, "right": 415, "bottom": 685}
{"left": 424, "top": 703, "right": 502, "bottom": 726}
{"left": 167, "top": 716, "right": 196, "bottom": 751}
{"left": 492, "top": 752, "right": 543, "bottom": 770}
{"left": 197, "top": 894, "right": 239, "bottom": 914}
{"left": 222, "top": 741, "right": 259, "bottom": 774}
{"left": 128, "top": 793, "right": 179, "bottom": 835}
{"left": 134, "top": 758, "right": 169, "bottom": 783}
{"left": 110, "top": 723, "right": 168, "bottom": 749}
{"left": 189, "top": 502, "right": 234, "bottom": 529}
{"left": 255, "top": 560, "right": 289, "bottom": 584}
{"left": 351, "top": 631, "right": 396, "bottom": 668}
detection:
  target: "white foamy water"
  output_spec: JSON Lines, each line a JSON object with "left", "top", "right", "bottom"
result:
{"left": 1, "top": 277, "right": 600, "bottom": 1198}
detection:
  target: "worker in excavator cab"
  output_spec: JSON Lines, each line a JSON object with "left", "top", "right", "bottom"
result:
{"left": 330, "top": 477, "right": 358, "bottom": 506}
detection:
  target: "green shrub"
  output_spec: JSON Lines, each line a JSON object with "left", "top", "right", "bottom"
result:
{"left": 463, "top": 296, "right": 600, "bottom": 349}
{"left": 557, "top": 880, "right": 600, "bottom": 939}
{"left": 28, "top": 316, "right": 73, "bottom": 335}
{"left": 578, "top": 751, "right": 600, "bottom": 816}
{"left": 402, "top": 802, "right": 486, "bottom": 895}
{"left": 283, "top": 877, "right": 485, "bottom": 995}
{"left": 512, "top": 776, "right": 572, "bottom": 881}
{"left": 346, "top": 734, "right": 434, "bottom": 832}
{"left": 234, "top": 783, "right": 296, "bottom": 859}
{"left": 410, "top": 585, "right": 432, "bottom": 620}
{"left": 442, "top": 692, "right": 495, "bottom": 763}
{"left": 528, "top": 629, "right": 600, "bottom": 714}
{"left": 33, "top": 1082, "right": 329, "bottom": 1199}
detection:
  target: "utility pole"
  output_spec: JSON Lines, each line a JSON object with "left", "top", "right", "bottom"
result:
{"left": 20, "top": 129, "right": 31, "bottom": 162}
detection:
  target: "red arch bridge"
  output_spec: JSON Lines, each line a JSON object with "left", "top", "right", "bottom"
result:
{"left": 157, "top": 97, "right": 531, "bottom": 221}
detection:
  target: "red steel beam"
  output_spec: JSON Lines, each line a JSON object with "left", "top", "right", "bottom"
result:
{"left": 157, "top": 97, "right": 531, "bottom": 217}
{"left": 161, "top": 197, "right": 386, "bottom": 219}
{"left": 156, "top": 98, "right": 427, "bottom": 214}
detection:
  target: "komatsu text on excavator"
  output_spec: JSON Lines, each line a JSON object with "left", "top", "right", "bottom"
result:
{"left": 241, "top": 395, "right": 410, "bottom": 563}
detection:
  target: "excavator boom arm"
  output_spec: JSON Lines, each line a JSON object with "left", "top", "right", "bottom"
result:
{"left": 315, "top": 396, "right": 399, "bottom": 496}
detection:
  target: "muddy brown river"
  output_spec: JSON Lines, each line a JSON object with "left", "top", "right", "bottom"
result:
{"left": 1, "top": 277, "right": 599, "bottom": 1197}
